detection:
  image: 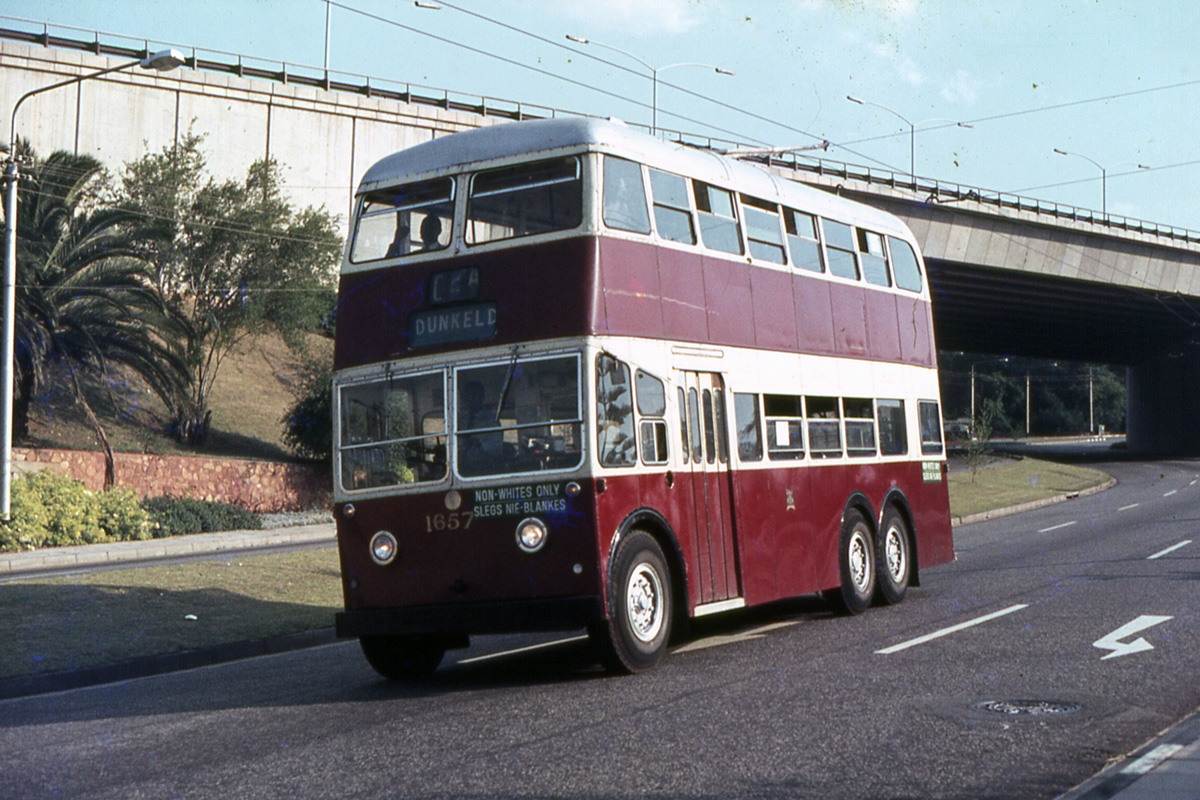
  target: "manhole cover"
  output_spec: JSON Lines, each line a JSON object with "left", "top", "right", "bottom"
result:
{"left": 971, "top": 699, "right": 1082, "bottom": 716}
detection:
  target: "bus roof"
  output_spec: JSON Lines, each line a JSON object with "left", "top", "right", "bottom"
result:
{"left": 359, "top": 117, "right": 908, "bottom": 236}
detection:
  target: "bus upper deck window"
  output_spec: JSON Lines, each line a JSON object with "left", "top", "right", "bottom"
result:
{"left": 349, "top": 177, "right": 454, "bottom": 263}
{"left": 888, "top": 236, "right": 925, "bottom": 293}
{"left": 466, "top": 156, "right": 582, "bottom": 245}
{"left": 858, "top": 229, "right": 891, "bottom": 287}
{"left": 648, "top": 169, "right": 696, "bottom": 245}
{"left": 603, "top": 157, "right": 651, "bottom": 234}
{"left": 742, "top": 195, "right": 785, "bottom": 264}
{"left": 822, "top": 219, "right": 860, "bottom": 281}
{"left": 783, "top": 208, "right": 824, "bottom": 273}
{"left": 695, "top": 182, "right": 743, "bottom": 256}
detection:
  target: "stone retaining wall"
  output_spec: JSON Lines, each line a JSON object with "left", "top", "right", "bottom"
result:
{"left": 12, "top": 448, "right": 329, "bottom": 512}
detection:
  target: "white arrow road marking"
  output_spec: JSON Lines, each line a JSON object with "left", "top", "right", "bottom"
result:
{"left": 1093, "top": 615, "right": 1173, "bottom": 660}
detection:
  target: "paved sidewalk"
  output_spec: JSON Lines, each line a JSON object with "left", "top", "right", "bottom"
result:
{"left": 1058, "top": 708, "right": 1200, "bottom": 799}
{"left": 0, "top": 523, "right": 336, "bottom": 576}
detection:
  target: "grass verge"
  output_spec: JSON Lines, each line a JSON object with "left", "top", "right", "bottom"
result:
{"left": 1, "top": 548, "right": 341, "bottom": 680}
{"left": 2, "top": 456, "right": 1110, "bottom": 682}
{"left": 948, "top": 457, "right": 1110, "bottom": 519}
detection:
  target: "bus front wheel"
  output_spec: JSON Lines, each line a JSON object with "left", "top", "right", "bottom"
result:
{"left": 591, "top": 531, "right": 673, "bottom": 674}
{"left": 831, "top": 509, "right": 877, "bottom": 615}
{"left": 359, "top": 634, "right": 445, "bottom": 680}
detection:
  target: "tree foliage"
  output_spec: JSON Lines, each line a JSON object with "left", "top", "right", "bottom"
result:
{"left": 118, "top": 134, "right": 342, "bottom": 445}
{"left": 10, "top": 142, "right": 191, "bottom": 485}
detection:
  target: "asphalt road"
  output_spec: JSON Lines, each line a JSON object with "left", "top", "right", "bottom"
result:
{"left": 1, "top": 452, "right": 1197, "bottom": 800}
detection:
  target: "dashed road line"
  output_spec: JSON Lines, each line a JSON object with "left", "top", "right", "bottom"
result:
{"left": 1148, "top": 540, "right": 1192, "bottom": 560}
{"left": 1038, "top": 521, "right": 1077, "bottom": 533}
{"left": 1163, "top": 490, "right": 1178, "bottom": 497}
{"left": 456, "top": 634, "right": 589, "bottom": 665}
{"left": 1118, "top": 503, "right": 1140, "bottom": 512}
{"left": 876, "top": 604, "right": 1029, "bottom": 655}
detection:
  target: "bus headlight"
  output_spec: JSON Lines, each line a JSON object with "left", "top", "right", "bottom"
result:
{"left": 516, "top": 518, "right": 548, "bottom": 553}
{"left": 369, "top": 530, "right": 398, "bottom": 565}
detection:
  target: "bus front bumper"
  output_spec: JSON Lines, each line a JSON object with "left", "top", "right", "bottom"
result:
{"left": 336, "top": 596, "right": 604, "bottom": 638}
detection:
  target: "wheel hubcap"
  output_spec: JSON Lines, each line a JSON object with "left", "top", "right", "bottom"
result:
{"left": 849, "top": 531, "right": 871, "bottom": 592}
{"left": 626, "top": 563, "right": 664, "bottom": 643}
{"left": 885, "top": 525, "right": 906, "bottom": 581}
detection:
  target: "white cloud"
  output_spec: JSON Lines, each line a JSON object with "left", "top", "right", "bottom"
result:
{"left": 940, "top": 69, "right": 980, "bottom": 105}
{"left": 556, "top": 0, "right": 706, "bottom": 36}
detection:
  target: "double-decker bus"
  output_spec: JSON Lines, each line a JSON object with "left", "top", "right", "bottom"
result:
{"left": 332, "top": 117, "right": 954, "bottom": 678}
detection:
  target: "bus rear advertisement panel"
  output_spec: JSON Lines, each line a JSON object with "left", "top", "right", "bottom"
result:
{"left": 332, "top": 118, "right": 953, "bottom": 679}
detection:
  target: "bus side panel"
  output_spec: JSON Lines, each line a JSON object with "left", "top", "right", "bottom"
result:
{"left": 794, "top": 273, "right": 837, "bottom": 356}
{"left": 911, "top": 465, "right": 955, "bottom": 569}
{"left": 749, "top": 266, "right": 799, "bottom": 352}
{"left": 729, "top": 465, "right": 803, "bottom": 605}
{"left": 702, "top": 255, "right": 755, "bottom": 346}
{"left": 807, "top": 464, "right": 856, "bottom": 592}
{"left": 829, "top": 282, "right": 870, "bottom": 357}
{"left": 866, "top": 292, "right": 903, "bottom": 364}
{"left": 895, "top": 294, "right": 936, "bottom": 368}
{"left": 597, "top": 238, "right": 664, "bottom": 338}
{"left": 656, "top": 247, "right": 710, "bottom": 342}
{"left": 592, "top": 471, "right": 710, "bottom": 615}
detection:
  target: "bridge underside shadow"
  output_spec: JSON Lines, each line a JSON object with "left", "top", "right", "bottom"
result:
{"left": 926, "top": 259, "right": 1200, "bottom": 454}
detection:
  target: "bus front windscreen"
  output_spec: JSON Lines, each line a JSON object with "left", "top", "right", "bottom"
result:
{"left": 455, "top": 354, "right": 583, "bottom": 478}
{"left": 339, "top": 371, "right": 447, "bottom": 490}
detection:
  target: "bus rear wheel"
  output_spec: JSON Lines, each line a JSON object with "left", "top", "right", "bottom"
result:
{"left": 591, "top": 531, "right": 673, "bottom": 674}
{"left": 876, "top": 506, "right": 912, "bottom": 605}
{"left": 831, "top": 509, "right": 877, "bottom": 615}
{"left": 359, "top": 634, "right": 446, "bottom": 680}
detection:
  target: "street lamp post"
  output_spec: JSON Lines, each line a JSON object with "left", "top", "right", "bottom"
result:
{"left": 566, "top": 35, "right": 732, "bottom": 135}
{"left": 846, "top": 96, "right": 972, "bottom": 179}
{"left": 1, "top": 48, "right": 184, "bottom": 519}
{"left": 969, "top": 357, "right": 1009, "bottom": 428}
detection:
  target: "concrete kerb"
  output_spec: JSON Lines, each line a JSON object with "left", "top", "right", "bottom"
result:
{"left": 0, "top": 523, "right": 336, "bottom": 575}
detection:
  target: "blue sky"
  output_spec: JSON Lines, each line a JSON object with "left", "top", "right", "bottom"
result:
{"left": 7, "top": 0, "right": 1200, "bottom": 230}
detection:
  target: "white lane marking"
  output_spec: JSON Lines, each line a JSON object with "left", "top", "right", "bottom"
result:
{"left": 672, "top": 620, "right": 801, "bottom": 654}
{"left": 1038, "top": 521, "right": 1077, "bottom": 533}
{"left": 1093, "top": 615, "right": 1173, "bottom": 660}
{"left": 1118, "top": 503, "right": 1140, "bottom": 511}
{"left": 1148, "top": 540, "right": 1192, "bottom": 560}
{"left": 1164, "top": 490, "right": 1178, "bottom": 497}
{"left": 1122, "top": 744, "right": 1183, "bottom": 775}
{"left": 456, "top": 634, "right": 589, "bottom": 665}
{"left": 1191, "top": 479, "right": 1197, "bottom": 487}
{"left": 876, "top": 604, "right": 1029, "bottom": 655}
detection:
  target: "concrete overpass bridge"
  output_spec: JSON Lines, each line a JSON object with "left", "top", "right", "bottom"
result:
{"left": 3, "top": 22, "right": 1200, "bottom": 453}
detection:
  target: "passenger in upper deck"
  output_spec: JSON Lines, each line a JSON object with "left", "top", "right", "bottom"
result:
{"left": 385, "top": 218, "right": 409, "bottom": 259}
{"left": 419, "top": 215, "right": 444, "bottom": 251}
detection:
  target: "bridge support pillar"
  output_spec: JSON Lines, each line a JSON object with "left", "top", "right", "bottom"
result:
{"left": 1127, "top": 346, "right": 1200, "bottom": 455}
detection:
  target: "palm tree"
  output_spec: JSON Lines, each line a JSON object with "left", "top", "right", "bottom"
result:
{"left": 11, "top": 143, "right": 191, "bottom": 487}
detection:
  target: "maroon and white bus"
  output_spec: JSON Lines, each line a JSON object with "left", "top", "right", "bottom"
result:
{"left": 332, "top": 117, "right": 954, "bottom": 677}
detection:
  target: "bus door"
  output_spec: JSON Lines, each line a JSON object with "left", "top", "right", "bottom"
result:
{"left": 678, "top": 371, "right": 740, "bottom": 604}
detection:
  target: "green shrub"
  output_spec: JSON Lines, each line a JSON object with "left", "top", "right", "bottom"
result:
{"left": 140, "top": 496, "right": 261, "bottom": 538}
{"left": 0, "top": 471, "right": 148, "bottom": 552}
{"left": 282, "top": 360, "right": 332, "bottom": 461}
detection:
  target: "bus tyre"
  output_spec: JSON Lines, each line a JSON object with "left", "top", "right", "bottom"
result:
{"left": 832, "top": 509, "right": 877, "bottom": 615}
{"left": 876, "top": 507, "right": 911, "bottom": 606}
{"left": 592, "top": 531, "right": 673, "bottom": 674}
{"left": 359, "top": 634, "right": 445, "bottom": 681}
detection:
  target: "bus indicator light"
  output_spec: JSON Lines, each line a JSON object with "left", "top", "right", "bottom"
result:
{"left": 444, "top": 490, "right": 462, "bottom": 511}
